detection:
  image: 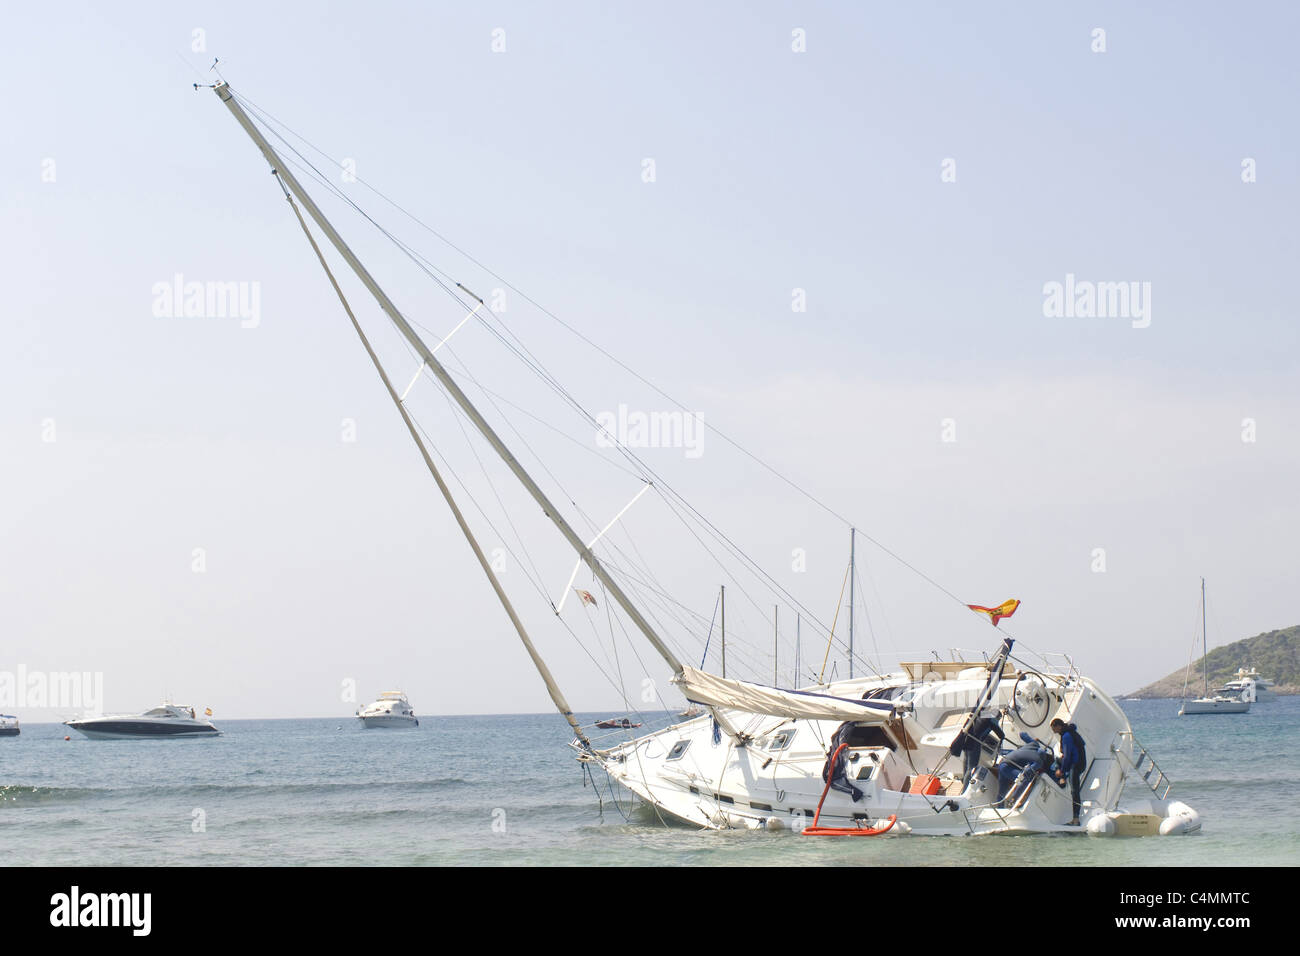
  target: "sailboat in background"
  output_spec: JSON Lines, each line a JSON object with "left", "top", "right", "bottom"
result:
{"left": 207, "top": 80, "right": 1200, "bottom": 836}
{"left": 1179, "top": 579, "right": 1250, "bottom": 716}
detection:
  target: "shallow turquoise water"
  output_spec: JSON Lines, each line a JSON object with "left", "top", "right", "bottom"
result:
{"left": 2, "top": 699, "right": 1295, "bottom": 866}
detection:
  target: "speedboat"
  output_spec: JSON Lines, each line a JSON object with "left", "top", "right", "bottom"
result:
{"left": 595, "top": 717, "right": 643, "bottom": 729}
{"left": 0, "top": 715, "right": 18, "bottom": 737}
{"left": 357, "top": 691, "right": 419, "bottom": 728}
{"left": 65, "top": 702, "right": 220, "bottom": 739}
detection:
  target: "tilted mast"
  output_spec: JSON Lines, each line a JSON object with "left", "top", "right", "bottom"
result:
{"left": 212, "top": 82, "right": 684, "bottom": 678}
{"left": 270, "top": 166, "right": 592, "bottom": 749}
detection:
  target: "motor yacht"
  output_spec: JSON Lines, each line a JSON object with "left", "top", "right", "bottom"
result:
{"left": 0, "top": 715, "right": 18, "bottom": 737}
{"left": 64, "top": 702, "right": 220, "bottom": 739}
{"left": 1214, "top": 667, "right": 1276, "bottom": 702}
{"left": 357, "top": 691, "right": 419, "bottom": 728}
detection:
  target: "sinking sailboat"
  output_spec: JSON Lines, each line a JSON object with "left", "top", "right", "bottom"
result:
{"left": 207, "top": 80, "right": 1198, "bottom": 836}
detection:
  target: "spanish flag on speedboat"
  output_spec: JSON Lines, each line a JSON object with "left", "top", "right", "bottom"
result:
{"left": 967, "top": 598, "right": 1020, "bottom": 626}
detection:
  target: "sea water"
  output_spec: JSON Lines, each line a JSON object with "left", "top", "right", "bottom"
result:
{"left": 2, "top": 699, "right": 1295, "bottom": 866}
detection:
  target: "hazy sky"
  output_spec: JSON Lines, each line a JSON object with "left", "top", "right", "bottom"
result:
{"left": 3, "top": 2, "right": 1296, "bottom": 723}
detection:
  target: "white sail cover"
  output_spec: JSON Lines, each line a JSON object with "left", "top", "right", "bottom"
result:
{"left": 672, "top": 666, "right": 895, "bottom": 723}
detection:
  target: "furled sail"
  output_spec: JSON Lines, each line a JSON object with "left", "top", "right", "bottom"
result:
{"left": 672, "top": 666, "right": 895, "bottom": 723}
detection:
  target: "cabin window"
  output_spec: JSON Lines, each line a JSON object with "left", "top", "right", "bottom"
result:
{"left": 863, "top": 683, "right": 920, "bottom": 702}
{"left": 768, "top": 729, "right": 796, "bottom": 751}
{"left": 666, "top": 740, "right": 691, "bottom": 761}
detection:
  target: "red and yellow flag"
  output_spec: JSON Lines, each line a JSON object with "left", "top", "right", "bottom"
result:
{"left": 967, "top": 598, "right": 1020, "bottom": 626}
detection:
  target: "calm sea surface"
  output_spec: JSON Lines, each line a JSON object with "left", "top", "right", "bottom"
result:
{"left": 3, "top": 699, "right": 1296, "bottom": 866}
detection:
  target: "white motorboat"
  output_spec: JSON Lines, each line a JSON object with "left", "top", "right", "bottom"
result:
{"left": 357, "top": 692, "right": 419, "bottom": 728}
{"left": 1214, "top": 667, "right": 1276, "bottom": 703}
{"left": 1179, "top": 580, "right": 1250, "bottom": 716}
{"left": 65, "top": 703, "right": 220, "bottom": 739}
{"left": 0, "top": 715, "right": 19, "bottom": 737}
{"left": 208, "top": 80, "right": 1197, "bottom": 836}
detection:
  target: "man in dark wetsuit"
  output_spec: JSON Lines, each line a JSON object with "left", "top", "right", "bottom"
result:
{"left": 1052, "top": 718, "right": 1087, "bottom": 825}
{"left": 996, "top": 741, "right": 1053, "bottom": 806}
{"left": 951, "top": 708, "right": 1005, "bottom": 785}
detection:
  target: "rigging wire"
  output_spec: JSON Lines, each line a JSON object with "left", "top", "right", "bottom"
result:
{"left": 229, "top": 88, "right": 1063, "bottom": 691}
{"left": 818, "top": 563, "right": 852, "bottom": 684}
{"left": 228, "top": 88, "right": 986, "bottom": 624}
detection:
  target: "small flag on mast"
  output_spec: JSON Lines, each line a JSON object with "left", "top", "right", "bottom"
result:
{"left": 967, "top": 598, "right": 1020, "bottom": 626}
{"left": 204, "top": 707, "right": 213, "bottom": 716}
{"left": 575, "top": 589, "right": 598, "bottom": 608}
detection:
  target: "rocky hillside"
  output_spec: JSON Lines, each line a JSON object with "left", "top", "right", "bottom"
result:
{"left": 1126, "top": 624, "right": 1299, "bottom": 698}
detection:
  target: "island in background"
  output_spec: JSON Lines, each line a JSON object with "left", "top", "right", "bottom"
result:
{"left": 1126, "top": 624, "right": 1299, "bottom": 698}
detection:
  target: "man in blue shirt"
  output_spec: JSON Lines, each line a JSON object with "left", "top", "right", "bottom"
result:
{"left": 1052, "top": 718, "right": 1087, "bottom": 825}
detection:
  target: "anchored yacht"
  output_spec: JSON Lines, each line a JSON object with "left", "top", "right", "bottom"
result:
{"left": 65, "top": 703, "right": 220, "bottom": 739}
{"left": 1179, "top": 580, "right": 1250, "bottom": 716}
{"left": 357, "top": 692, "right": 419, "bottom": 728}
{"left": 1214, "top": 667, "right": 1276, "bottom": 703}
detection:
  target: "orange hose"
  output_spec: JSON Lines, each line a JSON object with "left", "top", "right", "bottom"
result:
{"left": 801, "top": 742, "right": 897, "bottom": 836}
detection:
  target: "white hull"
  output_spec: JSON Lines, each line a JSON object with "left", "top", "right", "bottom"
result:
{"left": 359, "top": 714, "right": 419, "bottom": 728}
{"left": 1179, "top": 697, "right": 1250, "bottom": 715}
{"left": 66, "top": 719, "right": 221, "bottom": 739}
{"left": 69, "top": 725, "right": 221, "bottom": 740}
{"left": 595, "top": 668, "right": 1186, "bottom": 836}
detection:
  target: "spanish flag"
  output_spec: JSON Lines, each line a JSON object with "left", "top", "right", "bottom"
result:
{"left": 204, "top": 707, "right": 213, "bottom": 716}
{"left": 967, "top": 598, "right": 1020, "bottom": 626}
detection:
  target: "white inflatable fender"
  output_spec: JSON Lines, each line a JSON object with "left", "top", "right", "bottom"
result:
{"left": 1086, "top": 814, "right": 1117, "bottom": 837}
{"left": 1159, "top": 802, "right": 1201, "bottom": 836}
